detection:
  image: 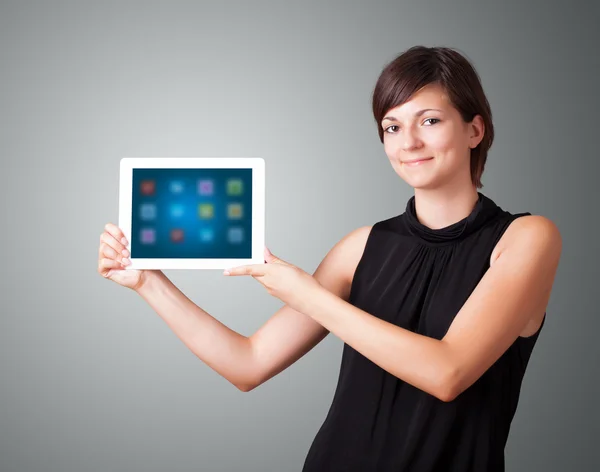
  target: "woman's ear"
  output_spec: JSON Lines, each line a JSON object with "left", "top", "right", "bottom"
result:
{"left": 469, "top": 114, "right": 485, "bottom": 149}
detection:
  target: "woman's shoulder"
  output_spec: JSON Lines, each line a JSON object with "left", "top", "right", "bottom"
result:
{"left": 491, "top": 214, "right": 562, "bottom": 266}
{"left": 316, "top": 226, "right": 373, "bottom": 299}
{"left": 506, "top": 214, "right": 560, "bottom": 234}
{"left": 338, "top": 225, "right": 374, "bottom": 253}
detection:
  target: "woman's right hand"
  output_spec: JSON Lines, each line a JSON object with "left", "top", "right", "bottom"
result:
{"left": 97, "top": 223, "right": 147, "bottom": 291}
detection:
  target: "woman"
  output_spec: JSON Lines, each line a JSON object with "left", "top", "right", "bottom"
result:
{"left": 97, "top": 46, "right": 562, "bottom": 471}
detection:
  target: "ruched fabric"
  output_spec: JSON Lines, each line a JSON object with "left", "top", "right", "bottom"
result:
{"left": 302, "top": 192, "right": 545, "bottom": 472}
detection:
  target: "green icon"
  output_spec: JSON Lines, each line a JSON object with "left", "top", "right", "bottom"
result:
{"left": 198, "top": 203, "right": 214, "bottom": 219}
{"left": 227, "top": 179, "right": 243, "bottom": 195}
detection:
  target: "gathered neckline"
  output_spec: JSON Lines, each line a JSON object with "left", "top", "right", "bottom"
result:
{"left": 403, "top": 192, "right": 504, "bottom": 246}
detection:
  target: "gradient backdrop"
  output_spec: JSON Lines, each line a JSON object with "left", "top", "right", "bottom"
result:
{"left": 1, "top": 0, "right": 598, "bottom": 470}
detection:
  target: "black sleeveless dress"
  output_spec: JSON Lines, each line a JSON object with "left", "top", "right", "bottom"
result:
{"left": 302, "top": 192, "right": 546, "bottom": 472}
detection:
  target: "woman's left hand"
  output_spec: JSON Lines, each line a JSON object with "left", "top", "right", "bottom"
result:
{"left": 223, "top": 247, "right": 323, "bottom": 312}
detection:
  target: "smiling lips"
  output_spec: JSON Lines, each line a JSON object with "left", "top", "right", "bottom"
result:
{"left": 403, "top": 157, "right": 434, "bottom": 166}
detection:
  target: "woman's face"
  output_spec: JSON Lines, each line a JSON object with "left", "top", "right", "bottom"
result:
{"left": 382, "top": 83, "right": 484, "bottom": 190}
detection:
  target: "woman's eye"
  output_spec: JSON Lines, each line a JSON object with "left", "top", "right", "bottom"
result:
{"left": 384, "top": 119, "right": 439, "bottom": 134}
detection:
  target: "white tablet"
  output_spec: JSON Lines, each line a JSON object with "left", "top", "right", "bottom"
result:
{"left": 118, "top": 157, "right": 265, "bottom": 270}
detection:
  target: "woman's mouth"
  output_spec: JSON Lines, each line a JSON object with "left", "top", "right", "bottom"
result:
{"left": 403, "top": 157, "right": 434, "bottom": 166}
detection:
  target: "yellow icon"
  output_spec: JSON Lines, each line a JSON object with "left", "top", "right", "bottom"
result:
{"left": 227, "top": 203, "right": 243, "bottom": 219}
{"left": 198, "top": 203, "right": 214, "bottom": 219}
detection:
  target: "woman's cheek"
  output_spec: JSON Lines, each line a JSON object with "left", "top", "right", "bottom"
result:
{"left": 383, "top": 139, "right": 400, "bottom": 161}
{"left": 425, "top": 132, "right": 453, "bottom": 152}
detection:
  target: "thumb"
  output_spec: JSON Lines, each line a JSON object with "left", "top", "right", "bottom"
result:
{"left": 264, "top": 247, "right": 286, "bottom": 264}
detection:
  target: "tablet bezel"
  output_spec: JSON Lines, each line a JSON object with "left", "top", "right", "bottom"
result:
{"left": 118, "top": 157, "right": 265, "bottom": 270}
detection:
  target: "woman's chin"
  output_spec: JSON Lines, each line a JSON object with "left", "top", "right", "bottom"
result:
{"left": 398, "top": 173, "right": 440, "bottom": 190}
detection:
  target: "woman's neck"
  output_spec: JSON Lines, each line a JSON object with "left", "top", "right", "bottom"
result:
{"left": 412, "top": 187, "right": 480, "bottom": 230}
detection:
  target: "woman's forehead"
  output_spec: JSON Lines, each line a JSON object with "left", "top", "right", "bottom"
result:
{"left": 392, "top": 86, "right": 449, "bottom": 113}
{"left": 386, "top": 85, "right": 451, "bottom": 117}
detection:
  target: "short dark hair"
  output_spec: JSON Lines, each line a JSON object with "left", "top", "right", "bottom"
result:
{"left": 372, "top": 46, "right": 494, "bottom": 189}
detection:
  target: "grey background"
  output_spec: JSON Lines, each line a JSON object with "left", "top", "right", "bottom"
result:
{"left": 1, "top": 0, "right": 598, "bottom": 470}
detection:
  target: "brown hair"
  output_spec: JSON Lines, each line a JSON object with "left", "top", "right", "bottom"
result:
{"left": 372, "top": 46, "right": 494, "bottom": 189}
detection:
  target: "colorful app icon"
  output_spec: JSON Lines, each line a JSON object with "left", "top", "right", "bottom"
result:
{"left": 199, "top": 227, "right": 214, "bottom": 243}
{"left": 198, "top": 203, "right": 214, "bottom": 219}
{"left": 198, "top": 179, "right": 214, "bottom": 196}
{"left": 227, "top": 203, "right": 243, "bottom": 219}
{"left": 139, "top": 203, "right": 156, "bottom": 220}
{"left": 140, "top": 228, "right": 156, "bottom": 244}
{"left": 170, "top": 203, "right": 185, "bottom": 218}
{"left": 227, "top": 227, "right": 244, "bottom": 244}
{"left": 140, "top": 180, "right": 155, "bottom": 196}
{"left": 169, "top": 180, "right": 184, "bottom": 194}
{"left": 170, "top": 228, "right": 184, "bottom": 243}
{"left": 226, "top": 178, "right": 243, "bottom": 196}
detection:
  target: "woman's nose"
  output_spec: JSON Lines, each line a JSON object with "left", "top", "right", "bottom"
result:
{"left": 401, "top": 129, "right": 422, "bottom": 151}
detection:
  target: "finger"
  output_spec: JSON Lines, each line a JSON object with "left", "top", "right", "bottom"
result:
{"left": 99, "top": 245, "right": 128, "bottom": 267}
{"left": 104, "top": 223, "right": 129, "bottom": 247}
{"left": 224, "top": 265, "right": 265, "bottom": 277}
{"left": 98, "top": 257, "right": 125, "bottom": 276}
{"left": 100, "top": 232, "right": 129, "bottom": 259}
{"left": 264, "top": 247, "right": 276, "bottom": 263}
{"left": 101, "top": 242, "right": 118, "bottom": 259}
{"left": 264, "top": 247, "right": 288, "bottom": 265}
{"left": 223, "top": 265, "right": 253, "bottom": 276}
{"left": 100, "top": 242, "right": 130, "bottom": 266}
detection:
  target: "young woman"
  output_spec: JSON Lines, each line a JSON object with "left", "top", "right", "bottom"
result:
{"left": 97, "top": 46, "right": 562, "bottom": 471}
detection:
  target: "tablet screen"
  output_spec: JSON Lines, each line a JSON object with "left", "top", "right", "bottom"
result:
{"left": 130, "top": 168, "right": 253, "bottom": 259}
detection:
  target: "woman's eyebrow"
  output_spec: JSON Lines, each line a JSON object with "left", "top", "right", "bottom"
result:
{"left": 382, "top": 108, "right": 443, "bottom": 122}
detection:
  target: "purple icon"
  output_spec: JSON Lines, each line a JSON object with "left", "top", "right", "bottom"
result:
{"left": 140, "top": 228, "right": 156, "bottom": 244}
{"left": 198, "top": 179, "right": 214, "bottom": 196}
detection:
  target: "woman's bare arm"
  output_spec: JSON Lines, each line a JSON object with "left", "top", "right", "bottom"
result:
{"left": 136, "top": 226, "right": 371, "bottom": 391}
{"left": 247, "top": 226, "right": 371, "bottom": 390}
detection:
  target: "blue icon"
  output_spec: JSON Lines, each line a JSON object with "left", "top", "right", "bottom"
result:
{"left": 170, "top": 180, "right": 185, "bottom": 194}
{"left": 227, "top": 227, "right": 244, "bottom": 244}
{"left": 199, "top": 228, "right": 214, "bottom": 243}
{"left": 170, "top": 203, "right": 185, "bottom": 218}
{"left": 139, "top": 203, "right": 156, "bottom": 220}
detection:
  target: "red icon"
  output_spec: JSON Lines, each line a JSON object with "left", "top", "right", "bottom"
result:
{"left": 141, "top": 180, "right": 155, "bottom": 195}
{"left": 170, "top": 229, "right": 184, "bottom": 243}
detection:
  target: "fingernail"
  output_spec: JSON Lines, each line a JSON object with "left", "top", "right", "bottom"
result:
{"left": 223, "top": 270, "right": 230, "bottom": 275}
{"left": 122, "top": 258, "right": 130, "bottom": 265}
{"left": 121, "top": 237, "right": 128, "bottom": 246}
{"left": 122, "top": 249, "right": 129, "bottom": 257}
